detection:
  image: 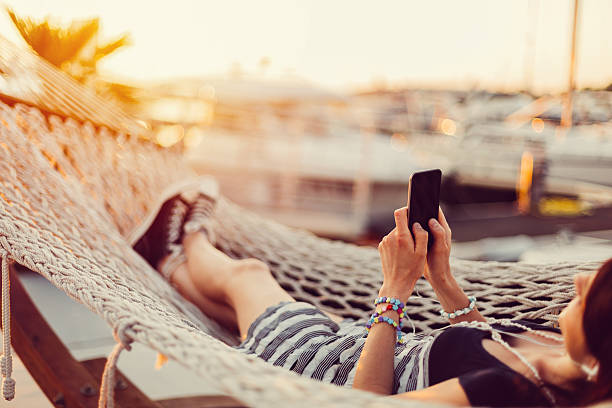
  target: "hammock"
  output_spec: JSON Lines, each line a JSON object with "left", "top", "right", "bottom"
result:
{"left": 0, "top": 36, "right": 600, "bottom": 407}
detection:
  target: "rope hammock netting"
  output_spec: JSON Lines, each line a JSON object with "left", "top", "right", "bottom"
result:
{"left": 0, "top": 35, "right": 601, "bottom": 407}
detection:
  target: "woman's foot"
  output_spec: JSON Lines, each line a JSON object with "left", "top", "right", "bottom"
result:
{"left": 183, "top": 190, "right": 217, "bottom": 244}
{"left": 132, "top": 195, "right": 189, "bottom": 272}
{"left": 132, "top": 177, "right": 218, "bottom": 279}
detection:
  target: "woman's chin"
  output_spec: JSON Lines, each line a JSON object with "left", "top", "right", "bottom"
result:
{"left": 557, "top": 308, "right": 566, "bottom": 331}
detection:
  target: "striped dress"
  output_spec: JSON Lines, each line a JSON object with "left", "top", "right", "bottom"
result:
{"left": 233, "top": 301, "right": 440, "bottom": 393}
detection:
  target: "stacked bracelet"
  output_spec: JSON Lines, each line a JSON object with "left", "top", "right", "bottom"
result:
{"left": 439, "top": 295, "right": 477, "bottom": 320}
{"left": 367, "top": 297, "right": 406, "bottom": 344}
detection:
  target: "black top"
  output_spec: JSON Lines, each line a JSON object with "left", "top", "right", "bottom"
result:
{"left": 428, "top": 320, "right": 561, "bottom": 407}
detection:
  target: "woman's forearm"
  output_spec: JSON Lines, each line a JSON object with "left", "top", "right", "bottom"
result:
{"left": 352, "top": 309, "right": 399, "bottom": 394}
{"left": 352, "top": 284, "right": 415, "bottom": 394}
{"left": 429, "top": 273, "right": 486, "bottom": 323}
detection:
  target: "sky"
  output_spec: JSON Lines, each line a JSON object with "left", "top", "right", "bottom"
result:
{"left": 1, "top": 0, "right": 611, "bottom": 93}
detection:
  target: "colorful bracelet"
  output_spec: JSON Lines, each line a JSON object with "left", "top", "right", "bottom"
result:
{"left": 368, "top": 296, "right": 407, "bottom": 344}
{"left": 367, "top": 315, "right": 399, "bottom": 330}
{"left": 375, "top": 296, "right": 404, "bottom": 308}
{"left": 376, "top": 303, "right": 406, "bottom": 319}
{"left": 439, "top": 295, "right": 477, "bottom": 320}
{"left": 366, "top": 314, "right": 406, "bottom": 344}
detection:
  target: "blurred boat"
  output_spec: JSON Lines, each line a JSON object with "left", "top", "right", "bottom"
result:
{"left": 187, "top": 127, "right": 423, "bottom": 239}
{"left": 446, "top": 122, "right": 612, "bottom": 204}
{"left": 138, "top": 76, "right": 612, "bottom": 240}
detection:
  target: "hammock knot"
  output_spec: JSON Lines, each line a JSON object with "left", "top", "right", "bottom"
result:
{"left": 112, "top": 319, "right": 137, "bottom": 352}
{"left": 0, "top": 242, "right": 8, "bottom": 258}
{"left": 1, "top": 376, "right": 14, "bottom": 401}
{"left": 0, "top": 355, "right": 11, "bottom": 377}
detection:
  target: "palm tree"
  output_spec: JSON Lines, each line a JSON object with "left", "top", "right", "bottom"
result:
{"left": 6, "top": 8, "right": 137, "bottom": 106}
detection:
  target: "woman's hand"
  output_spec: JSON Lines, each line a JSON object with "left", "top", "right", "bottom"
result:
{"left": 423, "top": 207, "right": 487, "bottom": 323}
{"left": 423, "top": 207, "right": 452, "bottom": 285}
{"left": 377, "top": 207, "right": 428, "bottom": 300}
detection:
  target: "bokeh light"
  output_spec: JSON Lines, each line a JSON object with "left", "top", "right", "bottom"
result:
{"left": 155, "top": 125, "right": 184, "bottom": 147}
{"left": 390, "top": 133, "right": 408, "bottom": 152}
{"left": 440, "top": 118, "right": 456, "bottom": 136}
{"left": 531, "top": 117, "right": 545, "bottom": 133}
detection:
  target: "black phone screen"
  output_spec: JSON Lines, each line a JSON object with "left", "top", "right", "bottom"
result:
{"left": 407, "top": 169, "right": 441, "bottom": 249}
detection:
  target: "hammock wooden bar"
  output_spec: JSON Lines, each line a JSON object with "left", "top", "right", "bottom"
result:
{"left": 0, "top": 35, "right": 602, "bottom": 407}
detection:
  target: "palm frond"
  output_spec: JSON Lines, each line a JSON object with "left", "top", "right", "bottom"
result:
{"left": 93, "top": 33, "right": 131, "bottom": 63}
{"left": 6, "top": 8, "right": 100, "bottom": 67}
{"left": 6, "top": 7, "right": 135, "bottom": 109}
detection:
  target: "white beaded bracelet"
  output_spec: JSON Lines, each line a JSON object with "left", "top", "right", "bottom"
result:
{"left": 440, "top": 296, "right": 477, "bottom": 320}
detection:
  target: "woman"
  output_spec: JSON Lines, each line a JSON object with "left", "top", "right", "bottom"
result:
{"left": 133, "top": 187, "right": 611, "bottom": 407}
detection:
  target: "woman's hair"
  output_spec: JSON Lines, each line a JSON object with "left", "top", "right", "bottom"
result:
{"left": 578, "top": 257, "right": 612, "bottom": 405}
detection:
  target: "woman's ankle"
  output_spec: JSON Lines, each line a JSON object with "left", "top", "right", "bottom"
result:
{"left": 183, "top": 230, "right": 211, "bottom": 252}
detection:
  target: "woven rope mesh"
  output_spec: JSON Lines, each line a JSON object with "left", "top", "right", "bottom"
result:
{"left": 214, "top": 198, "right": 600, "bottom": 331}
{"left": 0, "top": 98, "right": 602, "bottom": 407}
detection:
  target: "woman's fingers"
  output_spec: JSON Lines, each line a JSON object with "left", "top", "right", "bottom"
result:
{"left": 438, "top": 207, "right": 451, "bottom": 233}
{"left": 428, "top": 218, "right": 446, "bottom": 247}
{"left": 412, "top": 222, "right": 428, "bottom": 255}
{"left": 438, "top": 207, "right": 452, "bottom": 246}
{"left": 393, "top": 207, "right": 413, "bottom": 245}
{"left": 393, "top": 207, "right": 408, "bottom": 233}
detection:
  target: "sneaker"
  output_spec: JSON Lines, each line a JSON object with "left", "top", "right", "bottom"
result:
{"left": 132, "top": 195, "right": 189, "bottom": 273}
{"left": 183, "top": 192, "right": 217, "bottom": 245}
{"left": 127, "top": 176, "right": 219, "bottom": 279}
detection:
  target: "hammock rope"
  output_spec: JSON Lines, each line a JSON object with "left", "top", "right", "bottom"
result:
{"left": 98, "top": 341, "right": 127, "bottom": 408}
{"left": 0, "top": 249, "right": 15, "bottom": 401}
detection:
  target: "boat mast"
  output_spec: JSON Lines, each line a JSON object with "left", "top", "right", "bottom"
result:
{"left": 561, "top": 0, "right": 580, "bottom": 128}
{"left": 523, "top": 0, "right": 539, "bottom": 94}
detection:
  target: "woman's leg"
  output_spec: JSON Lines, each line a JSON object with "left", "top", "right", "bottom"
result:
{"left": 161, "top": 259, "right": 239, "bottom": 334}
{"left": 182, "top": 232, "right": 296, "bottom": 339}
{"left": 169, "top": 231, "right": 345, "bottom": 339}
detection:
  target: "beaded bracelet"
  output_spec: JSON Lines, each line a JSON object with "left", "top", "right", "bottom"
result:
{"left": 376, "top": 303, "right": 406, "bottom": 319}
{"left": 375, "top": 296, "right": 405, "bottom": 309}
{"left": 373, "top": 297, "right": 405, "bottom": 324}
{"left": 368, "top": 296, "right": 407, "bottom": 344}
{"left": 439, "top": 295, "right": 477, "bottom": 320}
{"left": 366, "top": 314, "right": 406, "bottom": 344}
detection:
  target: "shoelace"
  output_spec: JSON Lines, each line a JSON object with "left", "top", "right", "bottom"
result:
{"left": 166, "top": 199, "right": 188, "bottom": 252}
{"left": 184, "top": 195, "right": 215, "bottom": 236}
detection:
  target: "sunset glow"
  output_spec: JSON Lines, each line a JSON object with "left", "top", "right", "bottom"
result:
{"left": 2, "top": 0, "right": 611, "bottom": 93}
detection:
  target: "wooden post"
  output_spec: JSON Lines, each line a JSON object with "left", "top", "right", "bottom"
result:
{"left": 3, "top": 265, "right": 109, "bottom": 407}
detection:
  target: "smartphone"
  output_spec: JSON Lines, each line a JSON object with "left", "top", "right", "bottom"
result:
{"left": 407, "top": 169, "right": 442, "bottom": 249}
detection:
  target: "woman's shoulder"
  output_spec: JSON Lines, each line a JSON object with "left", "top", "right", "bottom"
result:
{"left": 491, "top": 319, "right": 561, "bottom": 334}
{"left": 430, "top": 318, "right": 561, "bottom": 352}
